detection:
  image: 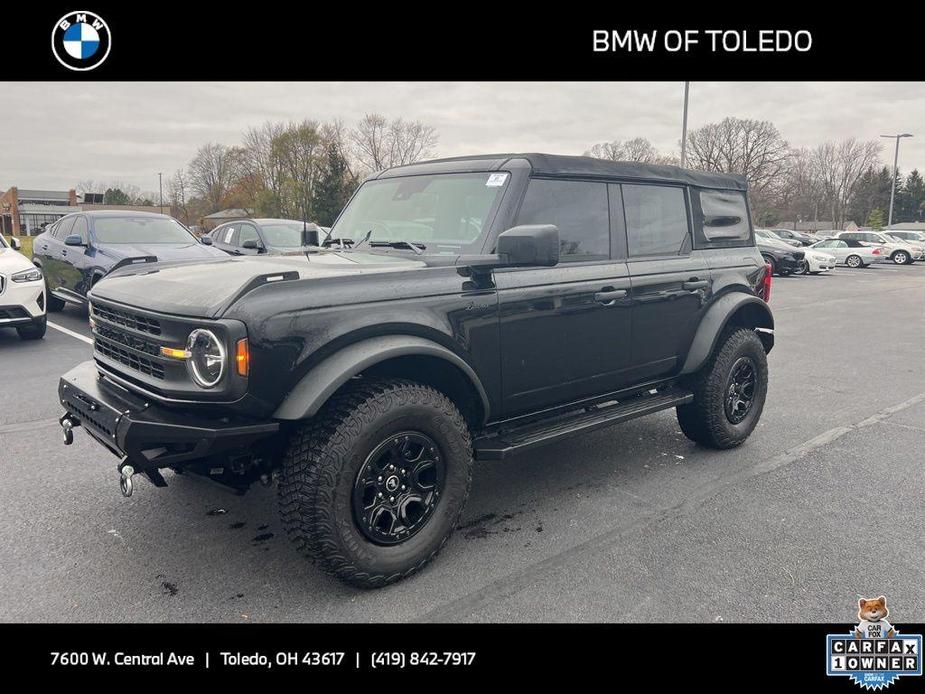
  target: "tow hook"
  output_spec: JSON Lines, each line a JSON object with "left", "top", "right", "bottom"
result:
{"left": 119, "top": 464, "right": 135, "bottom": 498}
{"left": 59, "top": 414, "right": 79, "bottom": 445}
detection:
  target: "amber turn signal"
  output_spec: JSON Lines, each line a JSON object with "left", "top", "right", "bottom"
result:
{"left": 160, "top": 346, "right": 190, "bottom": 360}
{"left": 236, "top": 338, "right": 249, "bottom": 376}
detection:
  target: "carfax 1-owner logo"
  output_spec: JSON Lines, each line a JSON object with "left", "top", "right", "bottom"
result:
{"left": 827, "top": 596, "right": 922, "bottom": 690}
{"left": 51, "top": 11, "right": 111, "bottom": 71}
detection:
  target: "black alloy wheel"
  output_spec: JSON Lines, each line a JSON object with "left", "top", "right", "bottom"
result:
{"left": 724, "top": 357, "right": 757, "bottom": 425}
{"left": 353, "top": 432, "right": 445, "bottom": 545}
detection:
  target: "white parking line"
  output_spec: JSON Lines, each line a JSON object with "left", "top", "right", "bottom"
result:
{"left": 47, "top": 321, "right": 93, "bottom": 345}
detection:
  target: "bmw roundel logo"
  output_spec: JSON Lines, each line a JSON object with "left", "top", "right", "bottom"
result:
{"left": 51, "top": 11, "right": 111, "bottom": 71}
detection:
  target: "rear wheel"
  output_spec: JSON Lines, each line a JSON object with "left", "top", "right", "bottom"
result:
{"left": 278, "top": 378, "right": 474, "bottom": 588}
{"left": 846, "top": 254, "right": 863, "bottom": 269}
{"left": 677, "top": 328, "right": 768, "bottom": 449}
{"left": 17, "top": 314, "right": 46, "bottom": 340}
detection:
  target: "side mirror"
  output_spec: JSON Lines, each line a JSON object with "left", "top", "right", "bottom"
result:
{"left": 65, "top": 234, "right": 86, "bottom": 247}
{"left": 200, "top": 235, "right": 213, "bottom": 245}
{"left": 10, "top": 237, "right": 21, "bottom": 251}
{"left": 242, "top": 239, "right": 262, "bottom": 251}
{"left": 497, "top": 224, "right": 559, "bottom": 267}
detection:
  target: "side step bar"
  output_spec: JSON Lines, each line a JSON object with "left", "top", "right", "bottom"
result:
{"left": 474, "top": 387, "right": 693, "bottom": 460}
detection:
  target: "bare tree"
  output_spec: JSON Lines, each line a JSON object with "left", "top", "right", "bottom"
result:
{"left": 241, "top": 121, "right": 287, "bottom": 206}
{"left": 187, "top": 143, "right": 239, "bottom": 213}
{"left": 585, "top": 137, "right": 659, "bottom": 163}
{"left": 350, "top": 114, "right": 438, "bottom": 172}
{"left": 811, "top": 138, "right": 882, "bottom": 228}
{"left": 686, "top": 117, "right": 790, "bottom": 194}
{"left": 166, "top": 169, "right": 191, "bottom": 224}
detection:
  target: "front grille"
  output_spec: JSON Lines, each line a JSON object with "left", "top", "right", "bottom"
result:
{"left": 95, "top": 335, "right": 165, "bottom": 379}
{"left": 92, "top": 303, "right": 162, "bottom": 335}
{"left": 95, "top": 324, "right": 161, "bottom": 357}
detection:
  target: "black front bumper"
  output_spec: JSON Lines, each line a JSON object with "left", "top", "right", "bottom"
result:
{"left": 59, "top": 360, "right": 279, "bottom": 472}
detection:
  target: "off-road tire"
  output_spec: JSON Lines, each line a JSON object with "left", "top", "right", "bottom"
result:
{"left": 677, "top": 328, "right": 768, "bottom": 449}
{"left": 278, "top": 378, "right": 473, "bottom": 589}
{"left": 16, "top": 315, "right": 46, "bottom": 340}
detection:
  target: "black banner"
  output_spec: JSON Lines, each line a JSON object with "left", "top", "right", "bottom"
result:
{"left": 4, "top": 623, "right": 923, "bottom": 686}
{"left": 4, "top": 5, "right": 925, "bottom": 80}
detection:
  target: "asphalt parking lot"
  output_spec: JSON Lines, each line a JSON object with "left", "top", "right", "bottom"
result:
{"left": 1, "top": 263, "right": 924, "bottom": 623}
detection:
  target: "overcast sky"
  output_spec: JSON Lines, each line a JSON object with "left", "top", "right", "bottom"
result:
{"left": 2, "top": 82, "right": 923, "bottom": 194}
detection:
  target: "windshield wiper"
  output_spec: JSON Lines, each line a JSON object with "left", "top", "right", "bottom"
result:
{"left": 369, "top": 240, "right": 425, "bottom": 255}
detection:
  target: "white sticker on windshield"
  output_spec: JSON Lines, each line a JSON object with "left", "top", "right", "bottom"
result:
{"left": 486, "top": 173, "right": 508, "bottom": 187}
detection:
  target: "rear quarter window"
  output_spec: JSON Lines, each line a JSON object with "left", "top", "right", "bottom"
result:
{"left": 694, "top": 189, "right": 752, "bottom": 246}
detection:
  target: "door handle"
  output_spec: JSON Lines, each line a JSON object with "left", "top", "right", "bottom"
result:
{"left": 61, "top": 250, "right": 68, "bottom": 257}
{"left": 594, "top": 288, "right": 627, "bottom": 304}
{"left": 41, "top": 245, "right": 48, "bottom": 250}
{"left": 683, "top": 278, "right": 709, "bottom": 290}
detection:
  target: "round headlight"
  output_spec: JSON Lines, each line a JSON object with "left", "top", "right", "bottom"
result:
{"left": 186, "top": 329, "right": 225, "bottom": 388}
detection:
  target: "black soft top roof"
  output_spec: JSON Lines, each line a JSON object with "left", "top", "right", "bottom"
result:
{"left": 376, "top": 153, "right": 747, "bottom": 192}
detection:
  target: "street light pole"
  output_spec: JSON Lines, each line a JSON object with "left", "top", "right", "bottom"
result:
{"left": 158, "top": 172, "right": 163, "bottom": 215}
{"left": 680, "top": 81, "right": 690, "bottom": 168}
{"left": 880, "top": 133, "right": 913, "bottom": 228}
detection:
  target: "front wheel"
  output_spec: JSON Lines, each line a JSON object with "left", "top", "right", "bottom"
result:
{"left": 892, "top": 251, "right": 909, "bottom": 265}
{"left": 846, "top": 254, "right": 863, "bottom": 268}
{"left": 278, "top": 378, "right": 473, "bottom": 588}
{"left": 677, "top": 328, "right": 769, "bottom": 449}
{"left": 17, "top": 314, "right": 46, "bottom": 340}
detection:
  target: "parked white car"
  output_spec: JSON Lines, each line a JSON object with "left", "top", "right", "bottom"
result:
{"left": 886, "top": 229, "right": 925, "bottom": 245}
{"left": 884, "top": 233, "right": 925, "bottom": 259}
{"left": 798, "top": 247, "right": 837, "bottom": 274}
{"left": 0, "top": 236, "right": 47, "bottom": 339}
{"left": 834, "top": 231, "right": 923, "bottom": 265}
{"left": 808, "top": 238, "right": 885, "bottom": 268}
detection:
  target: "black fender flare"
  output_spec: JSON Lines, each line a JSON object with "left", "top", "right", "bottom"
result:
{"left": 273, "top": 335, "right": 490, "bottom": 423}
{"left": 680, "top": 293, "right": 774, "bottom": 375}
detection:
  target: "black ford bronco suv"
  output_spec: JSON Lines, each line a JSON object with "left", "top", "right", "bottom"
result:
{"left": 58, "top": 154, "right": 773, "bottom": 588}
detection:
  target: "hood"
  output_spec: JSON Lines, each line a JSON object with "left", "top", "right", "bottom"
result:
{"left": 98, "top": 242, "right": 225, "bottom": 263}
{"left": 90, "top": 250, "right": 426, "bottom": 317}
{"left": 0, "top": 245, "right": 36, "bottom": 274}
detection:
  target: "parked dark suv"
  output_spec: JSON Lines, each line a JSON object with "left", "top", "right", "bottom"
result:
{"left": 58, "top": 154, "right": 774, "bottom": 588}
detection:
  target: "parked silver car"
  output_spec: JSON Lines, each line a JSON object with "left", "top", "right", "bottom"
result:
{"left": 807, "top": 238, "right": 885, "bottom": 268}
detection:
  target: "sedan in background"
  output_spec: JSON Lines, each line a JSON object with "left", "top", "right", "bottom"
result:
{"left": 798, "top": 247, "right": 838, "bottom": 274}
{"left": 756, "top": 228, "right": 805, "bottom": 276}
{"left": 834, "top": 230, "right": 923, "bottom": 265}
{"left": 31, "top": 211, "right": 225, "bottom": 311}
{"left": 771, "top": 228, "right": 816, "bottom": 246}
{"left": 808, "top": 238, "right": 885, "bottom": 268}
{"left": 209, "top": 218, "right": 322, "bottom": 255}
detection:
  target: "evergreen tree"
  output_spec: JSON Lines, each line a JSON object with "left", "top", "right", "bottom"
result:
{"left": 867, "top": 208, "right": 886, "bottom": 230}
{"left": 896, "top": 169, "right": 925, "bottom": 222}
{"left": 313, "top": 141, "right": 357, "bottom": 227}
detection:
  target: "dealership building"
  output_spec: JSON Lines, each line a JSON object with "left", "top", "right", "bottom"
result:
{"left": 1, "top": 186, "right": 177, "bottom": 236}
{"left": 0, "top": 187, "right": 79, "bottom": 236}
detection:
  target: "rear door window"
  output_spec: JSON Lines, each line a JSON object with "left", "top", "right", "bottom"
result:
{"left": 697, "top": 189, "right": 750, "bottom": 242}
{"left": 623, "top": 184, "right": 690, "bottom": 257}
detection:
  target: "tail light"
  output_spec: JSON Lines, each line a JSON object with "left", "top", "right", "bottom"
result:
{"left": 761, "top": 263, "right": 772, "bottom": 302}
{"left": 872, "top": 248, "right": 882, "bottom": 255}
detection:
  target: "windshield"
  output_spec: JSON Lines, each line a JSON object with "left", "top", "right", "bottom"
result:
{"left": 330, "top": 172, "right": 509, "bottom": 253}
{"left": 260, "top": 222, "right": 310, "bottom": 248}
{"left": 93, "top": 217, "right": 197, "bottom": 244}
